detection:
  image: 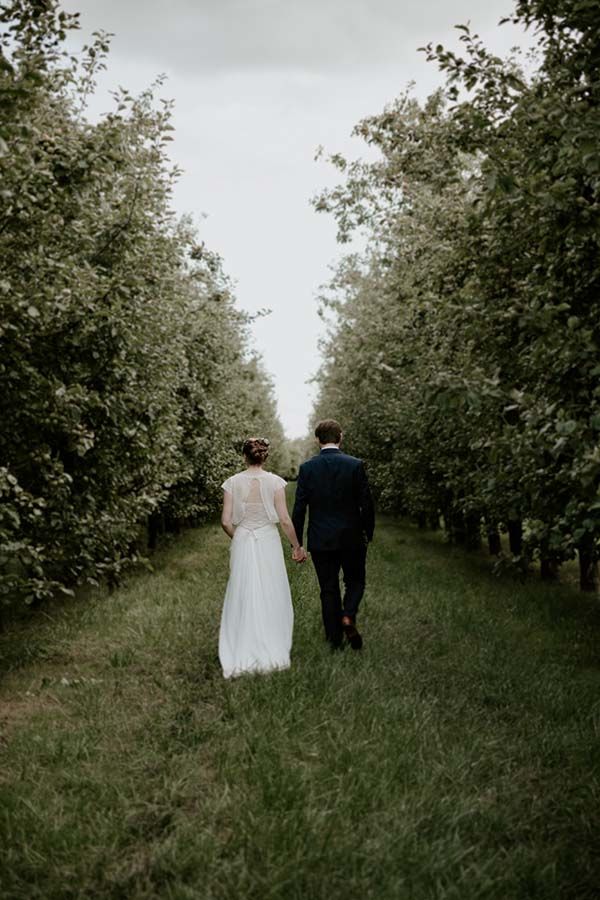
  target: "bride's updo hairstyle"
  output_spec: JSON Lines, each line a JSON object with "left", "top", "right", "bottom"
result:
{"left": 242, "top": 436, "right": 270, "bottom": 465}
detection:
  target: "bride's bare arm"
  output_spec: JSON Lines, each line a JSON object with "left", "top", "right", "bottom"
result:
{"left": 221, "top": 490, "right": 235, "bottom": 539}
{"left": 274, "top": 487, "right": 301, "bottom": 550}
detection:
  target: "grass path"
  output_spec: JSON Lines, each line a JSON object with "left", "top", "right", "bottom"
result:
{"left": 1, "top": 510, "right": 599, "bottom": 900}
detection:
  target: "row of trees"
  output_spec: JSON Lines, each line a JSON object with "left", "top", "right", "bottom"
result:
{"left": 0, "top": 0, "right": 287, "bottom": 608}
{"left": 312, "top": 0, "right": 600, "bottom": 590}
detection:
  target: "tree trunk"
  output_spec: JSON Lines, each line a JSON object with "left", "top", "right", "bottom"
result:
{"left": 507, "top": 519, "right": 523, "bottom": 556}
{"left": 487, "top": 528, "right": 502, "bottom": 556}
{"left": 465, "top": 512, "right": 482, "bottom": 551}
{"left": 578, "top": 533, "right": 599, "bottom": 593}
{"left": 428, "top": 512, "right": 440, "bottom": 531}
{"left": 540, "top": 557, "right": 560, "bottom": 581}
{"left": 442, "top": 511, "right": 451, "bottom": 539}
{"left": 148, "top": 512, "right": 165, "bottom": 550}
{"left": 540, "top": 537, "right": 560, "bottom": 581}
{"left": 450, "top": 510, "right": 467, "bottom": 545}
{"left": 441, "top": 491, "right": 454, "bottom": 541}
{"left": 417, "top": 512, "right": 427, "bottom": 530}
{"left": 166, "top": 515, "right": 181, "bottom": 535}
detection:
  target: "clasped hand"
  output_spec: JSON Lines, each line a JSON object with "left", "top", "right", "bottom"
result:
{"left": 292, "top": 546, "right": 308, "bottom": 563}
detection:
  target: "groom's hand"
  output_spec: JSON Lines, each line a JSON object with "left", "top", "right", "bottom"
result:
{"left": 292, "top": 546, "right": 308, "bottom": 563}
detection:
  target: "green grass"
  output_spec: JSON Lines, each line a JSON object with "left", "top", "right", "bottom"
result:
{"left": 1, "top": 510, "right": 599, "bottom": 900}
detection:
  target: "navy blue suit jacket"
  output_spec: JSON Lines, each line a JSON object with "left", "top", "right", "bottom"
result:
{"left": 291, "top": 448, "right": 375, "bottom": 553}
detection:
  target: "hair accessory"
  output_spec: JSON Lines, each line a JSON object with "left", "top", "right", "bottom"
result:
{"left": 242, "top": 437, "right": 270, "bottom": 453}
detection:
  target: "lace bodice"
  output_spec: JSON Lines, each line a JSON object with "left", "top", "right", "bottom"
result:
{"left": 222, "top": 470, "right": 287, "bottom": 526}
{"left": 240, "top": 477, "right": 272, "bottom": 529}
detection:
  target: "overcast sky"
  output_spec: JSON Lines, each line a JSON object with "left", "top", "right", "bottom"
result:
{"left": 62, "top": 0, "right": 531, "bottom": 437}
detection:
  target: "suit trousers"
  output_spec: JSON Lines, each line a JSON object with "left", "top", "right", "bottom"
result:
{"left": 310, "top": 542, "right": 367, "bottom": 647}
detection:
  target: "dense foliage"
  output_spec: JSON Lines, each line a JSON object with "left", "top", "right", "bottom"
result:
{"left": 312, "top": 0, "right": 600, "bottom": 590}
{"left": 0, "top": 0, "right": 286, "bottom": 607}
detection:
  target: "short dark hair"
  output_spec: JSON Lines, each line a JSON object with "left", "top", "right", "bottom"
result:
{"left": 314, "top": 419, "right": 342, "bottom": 444}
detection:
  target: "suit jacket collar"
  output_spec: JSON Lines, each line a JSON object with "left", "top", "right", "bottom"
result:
{"left": 320, "top": 447, "right": 341, "bottom": 453}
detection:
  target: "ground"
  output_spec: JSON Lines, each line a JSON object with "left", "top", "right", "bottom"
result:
{"left": 1, "top": 510, "right": 599, "bottom": 900}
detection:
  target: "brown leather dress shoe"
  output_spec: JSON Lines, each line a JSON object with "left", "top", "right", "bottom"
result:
{"left": 341, "top": 616, "right": 363, "bottom": 650}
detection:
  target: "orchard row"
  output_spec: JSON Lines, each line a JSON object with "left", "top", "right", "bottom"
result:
{"left": 0, "top": 2, "right": 288, "bottom": 607}
{"left": 313, "top": 1, "right": 600, "bottom": 590}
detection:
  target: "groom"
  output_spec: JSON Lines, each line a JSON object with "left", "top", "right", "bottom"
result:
{"left": 291, "top": 419, "right": 375, "bottom": 651}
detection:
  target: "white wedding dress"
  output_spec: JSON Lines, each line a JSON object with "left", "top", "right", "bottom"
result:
{"left": 219, "top": 471, "right": 294, "bottom": 679}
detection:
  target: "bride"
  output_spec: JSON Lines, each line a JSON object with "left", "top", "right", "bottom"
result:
{"left": 219, "top": 437, "right": 306, "bottom": 679}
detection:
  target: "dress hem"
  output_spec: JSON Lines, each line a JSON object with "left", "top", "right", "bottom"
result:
{"left": 222, "top": 661, "right": 291, "bottom": 680}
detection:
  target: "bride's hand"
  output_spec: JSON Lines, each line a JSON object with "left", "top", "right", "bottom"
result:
{"left": 292, "top": 546, "right": 307, "bottom": 563}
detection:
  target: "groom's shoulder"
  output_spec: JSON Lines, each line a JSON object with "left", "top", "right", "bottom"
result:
{"left": 300, "top": 451, "right": 362, "bottom": 468}
{"left": 339, "top": 451, "right": 363, "bottom": 468}
{"left": 299, "top": 455, "right": 318, "bottom": 471}
{"left": 299, "top": 453, "right": 328, "bottom": 474}
{"left": 304, "top": 451, "right": 362, "bottom": 469}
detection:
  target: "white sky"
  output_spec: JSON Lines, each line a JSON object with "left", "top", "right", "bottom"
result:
{"left": 61, "top": 0, "right": 532, "bottom": 437}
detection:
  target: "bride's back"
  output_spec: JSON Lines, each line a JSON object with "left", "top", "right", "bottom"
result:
{"left": 241, "top": 476, "right": 272, "bottom": 529}
{"left": 222, "top": 470, "right": 287, "bottom": 529}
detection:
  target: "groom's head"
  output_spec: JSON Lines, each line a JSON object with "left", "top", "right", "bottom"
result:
{"left": 315, "top": 419, "right": 342, "bottom": 446}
